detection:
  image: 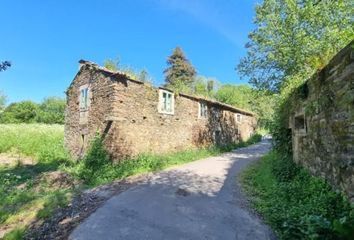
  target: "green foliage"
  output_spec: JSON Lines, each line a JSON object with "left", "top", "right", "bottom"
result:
{"left": 271, "top": 154, "right": 299, "bottom": 182}
{"left": 193, "top": 75, "right": 218, "bottom": 97}
{"left": 104, "top": 58, "right": 120, "bottom": 71}
{"left": 104, "top": 57, "right": 153, "bottom": 84}
{"left": 215, "top": 84, "right": 277, "bottom": 130}
{"left": 164, "top": 47, "right": 196, "bottom": 91}
{"left": 0, "top": 91, "right": 6, "bottom": 112}
{"left": 241, "top": 151, "right": 354, "bottom": 239}
{"left": 0, "top": 101, "right": 39, "bottom": 123}
{"left": 76, "top": 133, "right": 111, "bottom": 182}
{"left": 0, "top": 160, "right": 72, "bottom": 239}
{"left": 238, "top": 0, "right": 354, "bottom": 92}
{"left": 3, "top": 228, "right": 25, "bottom": 240}
{"left": 36, "top": 97, "right": 66, "bottom": 124}
{"left": 270, "top": 85, "right": 303, "bottom": 157}
{"left": 0, "top": 97, "right": 66, "bottom": 124}
{"left": 137, "top": 69, "right": 153, "bottom": 84}
{"left": 0, "top": 124, "right": 73, "bottom": 237}
{"left": 246, "top": 133, "right": 262, "bottom": 145}
{"left": 0, "top": 124, "right": 69, "bottom": 163}
{"left": 215, "top": 84, "right": 253, "bottom": 109}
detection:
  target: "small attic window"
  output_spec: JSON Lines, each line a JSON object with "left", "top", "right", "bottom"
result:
{"left": 235, "top": 113, "right": 242, "bottom": 123}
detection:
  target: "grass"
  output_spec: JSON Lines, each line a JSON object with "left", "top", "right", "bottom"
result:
{"left": 0, "top": 124, "right": 72, "bottom": 239}
{"left": 0, "top": 161, "right": 75, "bottom": 240}
{"left": 0, "top": 124, "right": 69, "bottom": 163}
{"left": 0, "top": 123, "right": 262, "bottom": 238}
{"left": 68, "top": 133, "right": 263, "bottom": 186}
{"left": 240, "top": 151, "right": 354, "bottom": 240}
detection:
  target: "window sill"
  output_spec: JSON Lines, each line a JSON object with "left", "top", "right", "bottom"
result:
{"left": 158, "top": 110, "right": 174, "bottom": 115}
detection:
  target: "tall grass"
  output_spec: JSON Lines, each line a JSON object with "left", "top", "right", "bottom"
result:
{"left": 0, "top": 124, "right": 69, "bottom": 162}
{"left": 240, "top": 151, "right": 354, "bottom": 239}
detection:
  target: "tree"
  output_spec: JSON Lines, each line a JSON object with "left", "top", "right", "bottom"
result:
{"left": 0, "top": 91, "right": 6, "bottom": 112}
{"left": 238, "top": 0, "right": 354, "bottom": 93}
{"left": 215, "top": 84, "right": 254, "bottom": 110}
{"left": 215, "top": 84, "right": 277, "bottom": 129}
{"left": 36, "top": 97, "right": 66, "bottom": 124}
{"left": 0, "top": 61, "right": 11, "bottom": 72}
{"left": 0, "top": 101, "right": 39, "bottom": 123}
{"left": 164, "top": 47, "right": 196, "bottom": 91}
{"left": 193, "top": 76, "right": 218, "bottom": 98}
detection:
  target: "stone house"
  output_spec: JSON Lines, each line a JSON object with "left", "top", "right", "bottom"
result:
{"left": 65, "top": 60, "right": 257, "bottom": 161}
{"left": 289, "top": 41, "right": 354, "bottom": 199}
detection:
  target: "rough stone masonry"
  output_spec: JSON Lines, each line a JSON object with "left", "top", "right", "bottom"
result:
{"left": 289, "top": 41, "right": 354, "bottom": 200}
{"left": 65, "top": 61, "right": 257, "bottom": 161}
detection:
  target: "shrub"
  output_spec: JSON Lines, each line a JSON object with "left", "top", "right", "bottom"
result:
{"left": 0, "top": 101, "right": 39, "bottom": 123}
{"left": 241, "top": 151, "right": 354, "bottom": 239}
{"left": 0, "top": 97, "right": 66, "bottom": 124}
{"left": 247, "top": 133, "right": 262, "bottom": 145}
{"left": 271, "top": 154, "right": 300, "bottom": 182}
{"left": 76, "top": 133, "right": 111, "bottom": 182}
{"left": 36, "top": 97, "right": 66, "bottom": 124}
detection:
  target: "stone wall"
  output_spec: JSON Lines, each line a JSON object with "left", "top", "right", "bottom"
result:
{"left": 64, "top": 64, "right": 119, "bottom": 158}
{"left": 65, "top": 61, "right": 257, "bottom": 161}
{"left": 289, "top": 41, "right": 354, "bottom": 199}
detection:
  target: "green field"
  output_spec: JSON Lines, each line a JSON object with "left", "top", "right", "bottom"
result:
{"left": 0, "top": 124, "right": 68, "bottom": 163}
{"left": 0, "top": 124, "right": 72, "bottom": 239}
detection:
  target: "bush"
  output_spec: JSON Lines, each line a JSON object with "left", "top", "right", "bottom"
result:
{"left": 241, "top": 151, "right": 354, "bottom": 240}
{"left": 0, "top": 101, "right": 39, "bottom": 123}
{"left": 247, "top": 133, "right": 262, "bottom": 144}
{"left": 36, "top": 97, "right": 65, "bottom": 124}
{"left": 0, "top": 97, "right": 66, "bottom": 124}
{"left": 77, "top": 133, "right": 111, "bottom": 181}
{"left": 271, "top": 154, "right": 300, "bottom": 182}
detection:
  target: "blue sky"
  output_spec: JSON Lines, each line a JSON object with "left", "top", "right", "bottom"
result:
{"left": 0, "top": 0, "right": 259, "bottom": 103}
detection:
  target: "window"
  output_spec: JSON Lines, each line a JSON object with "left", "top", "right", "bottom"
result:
{"left": 235, "top": 113, "right": 242, "bottom": 123}
{"left": 79, "top": 85, "right": 89, "bottom": 111}
{"left": 294, "top": 114, "right": 307, "bottom": 134}
{"left": 199, "top": 101, "right": 208, "bottom": 118}
{"left": 158, "top": 89, "right": 174, "bottom": 114}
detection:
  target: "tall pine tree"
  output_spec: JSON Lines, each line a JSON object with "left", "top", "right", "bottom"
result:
{"left": 164, "top": 47, "right": 196, "bottom": 91}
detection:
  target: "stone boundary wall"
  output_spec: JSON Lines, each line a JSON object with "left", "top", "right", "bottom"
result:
{"left": 290, "top": 41, "right": 354, "bottom": 199}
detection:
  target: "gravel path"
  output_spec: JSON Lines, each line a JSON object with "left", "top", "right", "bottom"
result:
{"left": 70, "top": 140, "right": 274, "bottom": 240}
